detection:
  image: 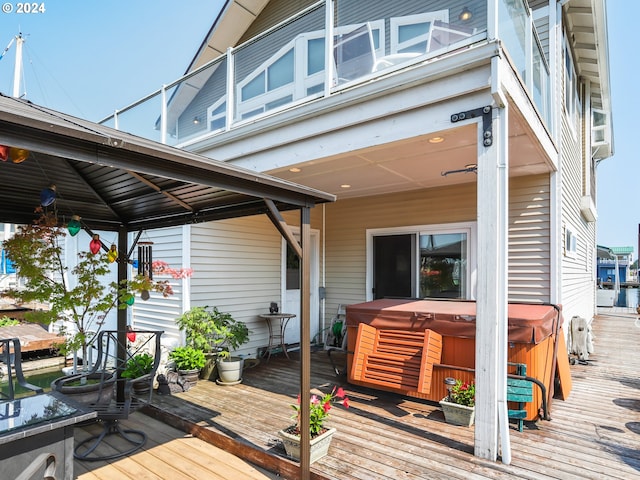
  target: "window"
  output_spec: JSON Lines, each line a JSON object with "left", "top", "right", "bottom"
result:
{"left": 390, "top": 11, "right": 449, "bottom": 54}
{"left": 564, "top": 225, "right": 578, "bottom": 258}
{"left": 368, "top": 223, "right": 475, "bottom": 301}
{"left": 592, "top": 108, "right": 610, "bottom": 146}
{"left": 563, "top": 38, "right": 581, "bottom": 134}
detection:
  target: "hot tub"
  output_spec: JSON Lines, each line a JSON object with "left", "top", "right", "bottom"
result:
{"left": 345, "top": 299, "right": 569, "bottom": 421}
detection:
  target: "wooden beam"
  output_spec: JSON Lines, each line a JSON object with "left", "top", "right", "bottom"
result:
{"left": 264, "top": 198, "right": 302, "bottom": 258}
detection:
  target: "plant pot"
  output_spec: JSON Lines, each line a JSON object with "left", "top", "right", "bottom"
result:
{"left": 51, "top": 372, "right": 116, "bottom": 406}
{"left": 278, "top": 427, "right": 336, "bottom": 463}
{"left": 131, "top": 378, "right": 152, "bottom": 397}
{"left": 178, "top": 368, "right": 200, "bottom": 388}
{"left": 200, "top": 353, "right": 219, "bottom": 381}
{"left": 216, "top": 357, "right": 244, "bottom": 385}
{"left": 439, "top": 398, "right": 475, "bottom": 427}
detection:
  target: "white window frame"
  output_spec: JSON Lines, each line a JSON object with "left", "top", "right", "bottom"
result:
{"left": 564, "top": 225, "right": 578, "bottom": 258}
{"left": 366, "top": 221, "right": 477, "bottom": 302}
{"left": 563, "top": 36, "right": 581, "bottom": 136}
{"left": 390, "top": 10, "right": 449, "bottom": 55}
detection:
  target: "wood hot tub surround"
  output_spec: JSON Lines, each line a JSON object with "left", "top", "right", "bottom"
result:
{"left": 346, "top": 299, "right": 571, "bottom": 422}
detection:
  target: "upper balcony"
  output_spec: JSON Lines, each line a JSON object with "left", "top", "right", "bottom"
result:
{"left": 101, "top": 0, "right": 551, "bottom": 150}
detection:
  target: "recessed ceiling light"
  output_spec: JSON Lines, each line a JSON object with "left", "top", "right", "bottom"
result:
{"left": 340, "top": 184, "right": 351, "bottom": 189}
{"left": 289, "top": 167, "right": 301, "bottom": 173}
{"left": 429, "top": 136, "right": 444, "bottom": 144}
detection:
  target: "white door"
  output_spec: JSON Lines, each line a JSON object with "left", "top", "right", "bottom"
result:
{"left": 282, "top": 230, "right": 320, "bottom": 346}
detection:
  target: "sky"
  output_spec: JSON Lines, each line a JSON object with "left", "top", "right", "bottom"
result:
{"left": 0, "top": 1, "right": 637, "bottom": 251}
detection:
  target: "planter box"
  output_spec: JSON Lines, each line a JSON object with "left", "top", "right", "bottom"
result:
{"left": 439, "top": 398, "right": 475, "bottom": 427}
{"left": 278, "top": 427, "right": 336, "bottom": 463}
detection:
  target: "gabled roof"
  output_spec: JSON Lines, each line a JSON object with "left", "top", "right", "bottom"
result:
{"left": 0, "top": 94, "right": 334, "bottom": 232}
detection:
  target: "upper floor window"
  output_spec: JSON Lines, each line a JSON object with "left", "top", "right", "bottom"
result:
{"left": 564, "top": 38, "right": 581, "bottom": 134}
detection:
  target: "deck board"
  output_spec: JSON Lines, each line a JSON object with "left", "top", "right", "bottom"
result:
{"left": 75, "top": 309, "right": 640, "bottom": 479}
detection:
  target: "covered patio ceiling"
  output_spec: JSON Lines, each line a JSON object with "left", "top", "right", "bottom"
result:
{"left": 0, "top": 93, "right": 334, "bottom": 231}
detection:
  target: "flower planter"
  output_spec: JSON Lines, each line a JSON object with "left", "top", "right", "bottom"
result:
{"left": 278, "top": 427, "right": 336, "bottom": 464}
{"left": 439, "top": 398, "right": 475, "bottom": 426}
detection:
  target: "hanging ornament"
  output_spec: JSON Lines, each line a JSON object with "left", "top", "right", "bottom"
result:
{"left": 89, "top": 234, "right": 101, "bottom": 254}
{"left": 67, "top": 215, "right": 82, "bottom": 236}
{"left": 131, "top": 259, "right": 139, "bottom": 269}
{"left": 141, "top": 289, "right": 150, "bottom": 301}
{"left": 9, "top": 147, "right": 29, "bottom": 164}
{"left": 107, "top": 244, "right": 118, "bottom": 263}
{"left": 123, "top": 293, "right": 135, "bottom": 306}
{"left": 0, "top": 145, "right": 8, "bottom": 161}
{"left": 126, "top": 325, "right": 137, "bottom": 342}
{"left": 40, "top": 185, "right": 57, "bottom": 207}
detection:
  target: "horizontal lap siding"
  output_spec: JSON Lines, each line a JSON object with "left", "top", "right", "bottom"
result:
{"left": 131, "top": 226, "right": 186, "bottom": 341}
{"left": 190, "top": 216, "right": 281, "bottom": 357}
{"left": 508, "top": 175, "right": 551, "bottom": 302}
{"left": 560, "top": 110, "right": 595, "bottom": 322}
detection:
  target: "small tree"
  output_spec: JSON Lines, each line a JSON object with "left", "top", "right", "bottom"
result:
{"left": 2, "top": 210, "right": 188, "bottom": 369}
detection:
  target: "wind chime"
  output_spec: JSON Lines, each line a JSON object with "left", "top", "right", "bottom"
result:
{"left": 137, "top": 240, "right": 154, "bottom": 301}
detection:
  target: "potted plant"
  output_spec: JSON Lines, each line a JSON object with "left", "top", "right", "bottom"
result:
{"left": 169, "top": 346, "right": 206, "bottom": 387}
{"left": 279, "top": 386, "right": 350, "bottom": 463}
{"left": 439, "top": 378, "right": 476, "bottom": 426}
{"left": 175, "top": 306, "right": 250, "bottom": 384}
{"left": 121, "top": 352, "right": 155, "bottom": 396}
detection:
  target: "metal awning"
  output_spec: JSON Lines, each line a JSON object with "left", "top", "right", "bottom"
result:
{"left": 0, "top": 93, "right": 334, "bottom": 231}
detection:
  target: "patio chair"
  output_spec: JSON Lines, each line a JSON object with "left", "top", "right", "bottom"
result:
{"left": 0, "top": 337, "right": 44, "bottom": 401}
{"left": 70, "top": 329, "right": 163, "bottom": 461}
{"left": 324, "top": 304, "right": 348, "bottom": 376}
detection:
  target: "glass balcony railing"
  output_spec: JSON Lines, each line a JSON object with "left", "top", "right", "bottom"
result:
{"left": 101, "top": 1, "right": 551, "bottom": 146}
{"left": 498, "top": 0, "right": 551, "bottom": 128}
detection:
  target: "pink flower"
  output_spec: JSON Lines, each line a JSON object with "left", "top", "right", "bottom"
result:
{"left": 342, "top": 397, "right": 350, "bottom": 408}
{"left": 335, "top": 387, "right": 345, "bottom": 398}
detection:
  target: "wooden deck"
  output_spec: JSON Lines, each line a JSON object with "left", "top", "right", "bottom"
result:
{"left": 75, "top": 310, "right": 640, "bottom": 479}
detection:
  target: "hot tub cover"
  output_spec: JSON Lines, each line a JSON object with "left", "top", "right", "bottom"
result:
{"left": 346, "top": 299, "right": 561, "bottom": 344}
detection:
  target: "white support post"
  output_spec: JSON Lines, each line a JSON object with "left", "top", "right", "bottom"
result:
{"left": 475, "top": 102, "right": 509, "bottom": 462}
{"left": 324, "top": 0, "right": 335, "bottom": 98}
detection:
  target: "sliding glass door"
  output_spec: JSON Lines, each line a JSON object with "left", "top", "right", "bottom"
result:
{"left": 369, "top": 223, "right": 473, "bottom": 300}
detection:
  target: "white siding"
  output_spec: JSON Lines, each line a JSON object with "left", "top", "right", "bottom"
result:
{"left": 190, "top": 216, "right": 283, "bottom": 358}
{"left": 131, "top": 226, "right": 186, "bottom": 343}
{"left": 508, "top": 175, "right": 551, "bottom": 301}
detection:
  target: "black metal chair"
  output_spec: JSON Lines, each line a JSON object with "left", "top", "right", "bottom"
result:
{"left": 0, "top": 337, "right": 44, "bottom": 401}
{"left": 64, "top": 329, "right": 163, "bottom": 461}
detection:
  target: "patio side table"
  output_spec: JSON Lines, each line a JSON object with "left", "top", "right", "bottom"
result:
{"left": 259, "top": 313, "right": 296, "bottom": 360}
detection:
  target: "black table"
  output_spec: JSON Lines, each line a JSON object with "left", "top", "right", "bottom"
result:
{"left": 0, "top": 391, "right": 96, "bottom": 480}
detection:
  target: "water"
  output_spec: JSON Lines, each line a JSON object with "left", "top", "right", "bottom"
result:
{"left": 0, "top": 367, "right": 64, "bottom": 399}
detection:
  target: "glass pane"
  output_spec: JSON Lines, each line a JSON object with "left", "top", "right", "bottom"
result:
{"left": 398, "top": 22, "right": 429, "bottom": 43}
{"left": 373, "top": 234, "right": 415, "bottom": 299}
{"left": 399, "top": 41, "right": 428, "bottom": 54}
{"left": 286, "top": 244, "right": 300, "bottom": 290}
{"left": 241, "top": 71, "right": 265, "bottom": 101}
{"left": 419, "top": 233, "right": 467, "bottom": 299}
{"left": 307, "top": 38, "right": 325, "bottom": 75}
{"left": 268, "top": 49, "right": 294, "bottom": 91}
